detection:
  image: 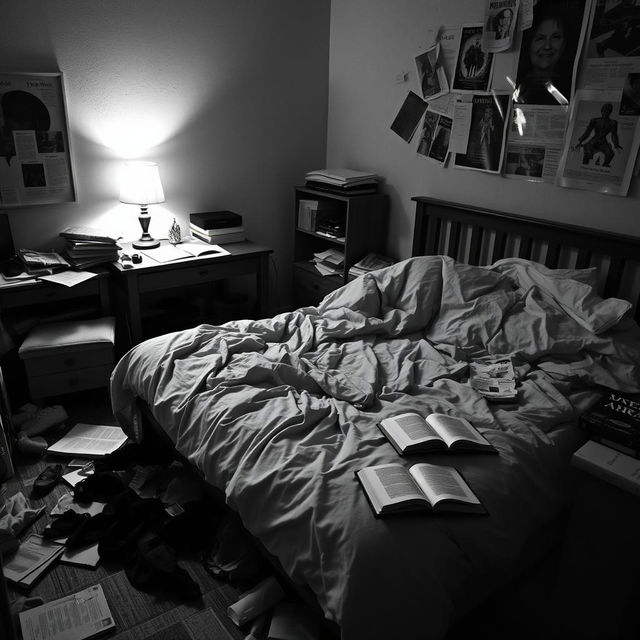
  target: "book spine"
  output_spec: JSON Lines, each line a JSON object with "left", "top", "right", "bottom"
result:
{"left": 572, "top": 451, "right": 640, "bottom": 497}
{"left": 189, "top": 223, "right": 244, "bottom": 236}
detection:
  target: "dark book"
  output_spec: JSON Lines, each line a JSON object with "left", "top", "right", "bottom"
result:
{"left": 189, "top": 210, "right": 242, "bottom": 230}
{"left": 356, "top": 462, "right": 487, "bottom": 516}
{"left": 580, "top": 392, "right": 640, "bottom": 459}
{"left": 378, "top": 412, "right": 497, "bottom": 455}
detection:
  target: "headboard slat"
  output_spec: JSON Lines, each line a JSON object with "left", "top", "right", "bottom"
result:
{"left": 412, "top": 197, "right": 640, "bottom": 323}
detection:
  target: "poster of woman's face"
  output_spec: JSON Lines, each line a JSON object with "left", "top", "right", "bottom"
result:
{"left": 515, "top": 0, "right": 589, "bottom": 105}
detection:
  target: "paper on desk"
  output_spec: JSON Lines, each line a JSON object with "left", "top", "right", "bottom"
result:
{"left": 39, "top": 270, "right": 98, "bottom": 287}
{"left": 140, "top": 244, "right": 191, "bottom": 263}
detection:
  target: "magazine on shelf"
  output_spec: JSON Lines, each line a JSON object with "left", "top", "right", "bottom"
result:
{"left": 356, "top": 462, "right": 487, "bottom": 516}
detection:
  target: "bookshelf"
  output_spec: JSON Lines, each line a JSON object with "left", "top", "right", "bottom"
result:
{"left": 292, "top": 186, "right": 388, "bottom": 308}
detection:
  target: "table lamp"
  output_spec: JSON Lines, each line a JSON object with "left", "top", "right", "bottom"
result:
{"left": 119, "top": 161, "right": 165, "bottom": 249}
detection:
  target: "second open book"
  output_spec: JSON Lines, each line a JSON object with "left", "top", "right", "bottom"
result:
{"left": 378, "top": 412, "right": 497, "bottom": 455}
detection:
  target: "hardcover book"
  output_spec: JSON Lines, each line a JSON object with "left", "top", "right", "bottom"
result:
{"left": 378, "top": 412, "right": 497, "bottom": 455}
{"left": 579, "top": 392, "right": 640, "bottom": 458}
{"left": 189, "top": 211, "right": 242, "bottom": 230}
{"left": 356, "top": 462, "right": 487, "bottom": 516}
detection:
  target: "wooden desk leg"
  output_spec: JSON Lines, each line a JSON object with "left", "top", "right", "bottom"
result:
{"left": 126, "top": 275, "right": 143, "bottom": 345}
{"left": 256, "top": 254, "right": 270, "bottom": 318}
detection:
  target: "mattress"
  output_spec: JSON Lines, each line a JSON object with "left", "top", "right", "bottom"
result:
{"left": 110, "top": 256, "right": 640, "bottom": 640}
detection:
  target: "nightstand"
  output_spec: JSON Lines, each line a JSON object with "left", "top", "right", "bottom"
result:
{"left": 110, "top": 240, "right": 273, "bottom": 346}
{"left": 553, "top": 467, "right": 640, "bottom": 639}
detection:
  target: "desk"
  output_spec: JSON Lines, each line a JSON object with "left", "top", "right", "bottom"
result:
{"left": 110, "top": 240, "right": 273, "bottom": 346}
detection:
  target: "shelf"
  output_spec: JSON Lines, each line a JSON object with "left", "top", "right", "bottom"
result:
{"left": 295, "top": 228, "right": 346, "bottom": 244}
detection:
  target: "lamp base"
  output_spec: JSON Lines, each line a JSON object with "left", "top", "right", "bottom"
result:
{"left": 132, "top": 237, "right": 160, "bottom": 249}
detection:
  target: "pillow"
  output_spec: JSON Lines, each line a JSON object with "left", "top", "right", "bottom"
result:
{"left": 490, "top": 258, "right": 630, "bottom": 334}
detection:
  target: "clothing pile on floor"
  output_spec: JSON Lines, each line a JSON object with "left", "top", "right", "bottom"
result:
{"left": 2, "top": 442, "right": 270, "bottom": 604}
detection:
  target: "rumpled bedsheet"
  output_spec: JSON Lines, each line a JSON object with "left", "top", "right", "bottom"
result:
{"left": 111, "top": 256, "right": 640, "bottom": 640}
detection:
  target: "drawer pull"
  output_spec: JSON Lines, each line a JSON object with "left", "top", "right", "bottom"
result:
{"left": 67, "top": 376, "right": 79, "bottom": 387}
{"left": 64, "top": 357, "right": 76, "bottom": 367}
{"left": 198, "top": 270, "right": 209, "bottom": 277}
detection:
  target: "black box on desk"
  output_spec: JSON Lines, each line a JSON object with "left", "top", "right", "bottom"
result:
{"left": 189, "top": 210, "right": 242, "bottom": 230}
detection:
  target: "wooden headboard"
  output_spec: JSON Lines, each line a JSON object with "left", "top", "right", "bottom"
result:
{"left": 412, "top": 197, "right": 640, "bottom": 322}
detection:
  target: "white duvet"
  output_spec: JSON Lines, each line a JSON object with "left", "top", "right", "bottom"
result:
{"left": 111, "top": 256, "right": 640, "bottom": 640}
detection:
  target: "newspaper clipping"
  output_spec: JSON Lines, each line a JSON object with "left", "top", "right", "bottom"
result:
{"left": 415, "top": 43, "right": 449, "bottom": 101}
{"left": 483, "top": 0, "right": 520, "bottom": 53}
{"left": 504, "top": 104, "right": 569, "bottom": 181}
{"left": 0, "top": 72, "right": 76, "bottom": 208}
{"left": 556, "top": 89, "right": 640, "bottom": 194}
{"left": 582, "top": 0, "right": 640, "bottom": 90}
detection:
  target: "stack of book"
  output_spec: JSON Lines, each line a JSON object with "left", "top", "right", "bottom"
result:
{"left": 312, "top": 248, "right": 344, "bottom": 276}
{"left": 305, "top": 169, "right": 379, "bottom": 195}
{"left": 579, "top": 391, "right": 640, "bottom": 458}
{"left": 189, "top": 211, "right": 245, "bottom": 244}
{"left": 59, "top": 226, "right": 121, "bottom": 269}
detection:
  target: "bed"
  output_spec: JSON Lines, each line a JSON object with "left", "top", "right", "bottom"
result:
{"left": 110, "top": 197, "right": 640, "bottom": 640}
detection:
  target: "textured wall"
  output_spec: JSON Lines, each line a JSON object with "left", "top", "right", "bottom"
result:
{"left": 1, "top": 0, "right": 330, "bottom": 309}
{"left": 327, "top": 0, "right": 640, "bottom": 262}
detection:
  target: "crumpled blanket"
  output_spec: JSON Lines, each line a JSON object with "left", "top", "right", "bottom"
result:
{"left": 111, "top": 256, "right": 640, "bottom": 640}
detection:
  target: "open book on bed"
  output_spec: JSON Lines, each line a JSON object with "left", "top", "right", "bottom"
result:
{"left": 378, "top": 412, "right": 497, "bottom": 455}
{"left": 356, "top": 462, "right": 487, "bottom": 516}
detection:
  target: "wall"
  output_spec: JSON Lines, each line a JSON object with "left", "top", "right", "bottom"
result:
{"left": 1, "top": 0, "right": 330, "bottom": 310}
{"left": 327, "top": 0, "right": 640, "bottom": 262}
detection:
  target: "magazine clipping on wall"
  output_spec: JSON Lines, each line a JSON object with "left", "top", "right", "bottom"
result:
{"left": 514, "top": 0, "right": 591, "bottom": 106}
{"left": 390, "top": 90, "right": 428, "bottom": 143}
{"left": 0, "top": 72, "right": 76, "bottom": 208}
{"left": 415, "top": 43, "right": 449, "bottom": 102}
{"left": 454, "top": 92, "right": 512, "bottom": 173}
{"left": 556, "top": 89, "right": 640, "bottom": 194}
{"left": 416, "top": 108, "right": 453, "bottom": 165}
{"left": 581, "top": 0, "right": 640, "bottom": 90}
{"left": 504, "top": 103, "right": 569, "bottom": 181}
{"left": 452, "top": 24, "right": 496, "bottom": 92}
{"left": 483, "top": 0, "right": 521, "bottom": 53}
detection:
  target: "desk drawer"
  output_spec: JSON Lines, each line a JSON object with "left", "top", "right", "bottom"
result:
{"left": 26, "top": 364, "right": 114, "bottom": 398}
{"left": 0, "top": 281, "right": 101, "bottom": 309}
{"left": 22, "top": 346, "right": 113, "bottom": 376}
{"left": 137, "top": 258, "right": 260, "bottom": 293}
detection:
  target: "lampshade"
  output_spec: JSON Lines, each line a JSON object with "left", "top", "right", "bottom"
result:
{"left": 119, "top": 161, "right": 164, "bottom": 250}
{"left": 119, "top": 161, "right": 165, "bottom": 205}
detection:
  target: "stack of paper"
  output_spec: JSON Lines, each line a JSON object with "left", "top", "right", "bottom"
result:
{"left": 2, "top": 535, "right": 64, "bottom": 590}
{"left": 469, "top": 355, "right": 517, "bottom": 402}
{"left": 305, "top": 169, "right": 379, "bottom": 194}
{"left": 312, "top": 249, "right": 344, "bottom": 276}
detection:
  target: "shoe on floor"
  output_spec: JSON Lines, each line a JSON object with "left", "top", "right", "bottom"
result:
{"left": 32, "top": 464, "right": 63, "bottom": 498}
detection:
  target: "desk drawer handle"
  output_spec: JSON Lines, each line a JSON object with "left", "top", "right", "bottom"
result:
{"left": 63, "top": 357, "right": 76, "bottom": 367}
{"left": 198, "top": 269, "right": 209, "bottom": 277}
{"left": 44, "top": 291, "right": 58, "bottom": 299}
{"left": 67, "top": 376, "right": 79, "bottom": 387}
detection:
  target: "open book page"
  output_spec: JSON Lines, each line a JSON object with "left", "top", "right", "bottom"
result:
{"left": 357, "top": 464, "right": 428, "bottom": 513}
{"left": 409, "top": 463, "right": 481, "bottom": 507}
{"left": 47, "top": 424, "right": 128, "bottom": 457}
{"left": 427, "top": 413, "right": 488, "bottom": 447}
{"left": 381, "top": 412, "right": 442, "bottom": 450}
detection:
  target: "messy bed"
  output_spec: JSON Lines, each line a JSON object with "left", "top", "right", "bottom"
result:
{"left": 110, "top": 198, "right": 640, "bottom": 640}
